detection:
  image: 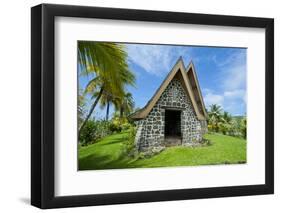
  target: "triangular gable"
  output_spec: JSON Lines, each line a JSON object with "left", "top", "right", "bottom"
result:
{"left": 186, "top": 62, "right": 207, "bottom": 118}
{"left": 130, "top": 57, "right": 206, "bottom": 120}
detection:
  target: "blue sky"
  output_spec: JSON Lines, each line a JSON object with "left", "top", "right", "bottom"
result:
{"left": 79, "top": 43, "right": 247, "bottom": 119}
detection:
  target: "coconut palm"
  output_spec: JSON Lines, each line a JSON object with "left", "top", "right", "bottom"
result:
{"left": 207, "top": 104, "right": 223, "bottom": 132}
{"left": 217, "top": 111, "right": 232, "bottom": 135}
{"left": 78, "top": 42, "right": 135, "bottom": 135}
{"left": 93, "top": 90, "right": 119, "bottom": 121}
{"left": 103, "top": 93, "right": 114, "bottom": 121}
{"left": 78, "top": 90, "right": 86, "bottom": 126}
{"left": 222, "top": 111, "right": 232, "bottom": 123}
{"left": 118, "top": 92, "right": 135, "bottom": 118}
{"left": 208, "top": 104, "right": 222, "bottom": 119}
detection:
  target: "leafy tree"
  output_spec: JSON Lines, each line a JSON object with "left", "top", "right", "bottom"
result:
{"left": 219, "top": 122, "right": 231, "bottom": 135}
{"left": 208, "top": 104, "right": 222, "bottom": 118}
{"left": 118, "top": 92, "right": 135, "bottom": 118}
{"left": 218, "top": 111, "right": 232, "bottom": 135}
{"left": 207, "top": 104, "right": 247, "bottom": 138}
{"left": 93, "top": 90, "right": 118, "bottom": 121}
{"left": 240, "top": 118, "right": 247, "bottom": 139}
{"left": 222, "top": 111, "right": 232, "bottom": 123}
{"left": 207, "top": 104, "right": 223, "bottom": 132}
{"left": 78, "top": 42, "right": 135, "bottom": 136}
{"left": 78, "top": 89, "right": 86, "bottom": 127}
{"left": 228, "top": 118, "right": 240, "bottom": 137}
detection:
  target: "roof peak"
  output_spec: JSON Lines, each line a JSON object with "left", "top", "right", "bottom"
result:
{"left": 175, "top": 56, "right": 184, "bottom": 66}
{"left": 130, "top": 57, "right": 207, "bottom": 120}
{"left": 175, "top": 57, "right": 195, "bottom": 71}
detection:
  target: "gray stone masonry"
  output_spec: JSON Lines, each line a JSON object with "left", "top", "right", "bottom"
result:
{"left": 135, "top": 78, "right": 207, "bottom": 152}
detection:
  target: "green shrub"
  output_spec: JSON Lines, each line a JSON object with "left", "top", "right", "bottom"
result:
{"left": 218, "top": 123, "right": 231, "bottom": 135}
{"left": 79, "top": 116, "right": 136, "bottom": 147}
{"left": 79, "top": 120, "right": 112, "bottom": 146}
{"left": 123, "top": 126, "right": 137, "bottom": 156}
{"left": 79, "top": 120, "right": 99, "bottom": 146}
{"left": 240, "top": 118, "right": 247, "bottom": 139}
{"left": 201, "top": 137, "right": 212, "bottom": 146}
{"left": 108, "top": 122, "right": 122, "bottom": 133}
{"left": 96, "top": 120, "right": 112, "bottom": 138}
{"left": 137, "top": 152, "right": 146, "bottom": 159}
{"left": 121, "top": 122, "right": 132, "bottom": 131}
{"left": 109, "top": 116, "right": 133, "bottom": 133}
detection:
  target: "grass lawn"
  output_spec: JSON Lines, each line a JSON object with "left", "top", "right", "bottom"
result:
{"left": 78, "top": 132, "right": 246, "bottom": 170}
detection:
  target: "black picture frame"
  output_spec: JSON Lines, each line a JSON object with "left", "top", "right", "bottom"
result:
{"left": 31, "top": 3, "right": 274, "bottom": 209}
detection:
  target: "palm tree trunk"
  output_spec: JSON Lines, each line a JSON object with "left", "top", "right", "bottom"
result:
{"left": 120, "top": 106, "right": 124, "bottom": 118}
{"left": 78, "top": 87, "right": 104, "bottom": 137}
{"left": 106, "top": 101, "right": 110, "bottom": 121}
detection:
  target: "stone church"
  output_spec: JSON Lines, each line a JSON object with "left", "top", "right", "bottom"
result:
{"left": 130, "top": 57, "right": 208, "bottom": 152}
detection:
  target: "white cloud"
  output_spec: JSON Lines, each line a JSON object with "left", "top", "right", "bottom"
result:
{"left": 126, "top": 44, "right": 191, "bottom": 76}
{"left": 203, "top": 89, "right": 224, "bottom": 108}
{"left": 216, "top": 50, "right": 247, "bottom": 91}
{"left": 204, "top": 50, "right": 247, "bottom": 115}
{"left": 203, "top": 88, "right": 247, "bottom": 114}
{"left": 126, "top": 44, "right": 247, "bottom": 115}
{"left": 222, "top": 65, "right": 246, "bottom": 90}
{"left": 224, "top": 89, "right": 245, "bottom": 100}
{"left": 213, "top": 49, "right": 246, "bottom": 67}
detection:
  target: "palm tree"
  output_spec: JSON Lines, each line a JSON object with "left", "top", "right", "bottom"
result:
{"left": 103, "top": 93, "right": 113, "bottom": 121}
{"left": 222, "top": 111, "right": 232, "bottom": 123}
{"left": 93, "top": 90, "right": 119, "bottom": 121}
{"left": 218, "top": 111, "right": 232, "bottom": 135}
{"left": 78, "top": 89, "right": 86, "bottom": 127}
{"left": 118, "top": 92, "right": 135, "bottom": 118}
{"left": 208, "top": 104, "right": 222, "bottom": 119}
{"left": 207, "top": 104, "right": 223, "bottom": 132}
{"left": 78, "top": 42, "right": 135, "bottom": 135}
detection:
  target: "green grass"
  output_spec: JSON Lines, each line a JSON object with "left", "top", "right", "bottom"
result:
{"left": 78, "top": 132, "right": 246, "bottom": 170}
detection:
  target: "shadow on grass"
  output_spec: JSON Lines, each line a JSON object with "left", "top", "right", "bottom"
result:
{"left": 79, "top": 132, "right": 247, "bottom": 170}
{"left": 79, "top": 133, "right": 136, "bottom": 170}
{"left": 79, "top": 152, "right": 136, "bottom": 170}
{"left": 97, "top": 136, "right": 128, "bottom": 146}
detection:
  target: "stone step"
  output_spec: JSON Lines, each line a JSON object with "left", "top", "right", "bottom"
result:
{"left": 164, "top": 136, "right": 182, "bottom": 147}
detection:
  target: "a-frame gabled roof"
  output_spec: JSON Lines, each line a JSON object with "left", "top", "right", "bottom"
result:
{"left": 130, "top": 57, "right": 207, "bottom": 120}
{"left": 185, "top": 61, "right": 207, "bottom": 118}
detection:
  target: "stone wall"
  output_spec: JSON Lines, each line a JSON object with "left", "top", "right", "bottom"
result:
{"left": 135, "top": 78, "right": 207, "bottom": 152}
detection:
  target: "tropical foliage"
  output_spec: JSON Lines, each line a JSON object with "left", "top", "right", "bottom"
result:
{"left": 118, "top": 92, "right": 135, "bottom": 118}
{"left": 77, "top": 41, "right": 136, "bottom": 142}
{"left": 79, "top": 120, "right": 111, "bottom": 146}
{"left": 207, "top": 104, "right": 247, "bottom": 139}
{"left": 78, "top": 42, "right": 135, "bottom": 136}
{"left": 78, "top": 88, "right": 86, "bottom": 127}
{"left": 77, "top": 40, "right": 247, "bottom": 152}
{"left": 79, "top": 117, "right": 134, "bottom": 146}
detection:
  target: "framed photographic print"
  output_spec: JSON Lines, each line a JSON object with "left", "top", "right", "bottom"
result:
{"left": 31, "top": 3, "right": 274, "bottom": 209}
